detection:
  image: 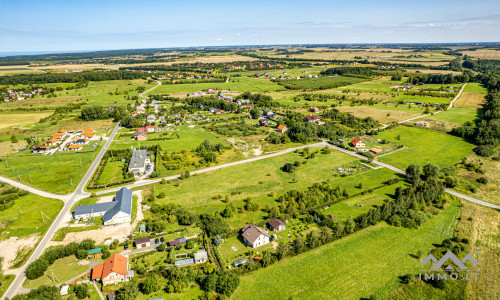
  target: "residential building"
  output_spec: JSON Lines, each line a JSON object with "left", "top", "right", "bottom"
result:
{"left": 127, "top": 149, "right": 150, "bottom": 176}
{"left": 259, "top": 119, "right": 269, "bottom": 127}
{"left": 134, "top": 131, "right": 147, "bottom": 141}
{"left": 67, "top": 145, "right": 83, "bottom": 151}
{"left": 350, "top": 137, "right": 365, "bottom": 148}
{"left": 241, "top": 224, "right": 270, "bottom": 248}
{"left": 277, "top": 124, "right": 287, "bottom": 133}
{"left": 91, "top": 254, "right": 134, "bottom": 286}
{"left": 304, "top": 115, "right": 319, "bottom": 123}
{"left": 267, "top": 219, "right": 286, "bottom": 232}
{"left": 135, "top": 237, "right": 151, "bottom": 249}
{"left": 168, "top": 237, "right": 187, "bottom": 247}
{"left": 194, "top": 250, "right": 208, "bottom": 264}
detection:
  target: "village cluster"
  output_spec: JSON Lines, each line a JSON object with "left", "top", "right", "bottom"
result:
{"left": 31, "top": 128, "right": 97, "bottom": 154}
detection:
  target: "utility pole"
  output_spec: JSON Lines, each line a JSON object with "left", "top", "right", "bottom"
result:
{"left": 19, "top": 206, "right": 23, "bottom": 215}
{"left": 41, "top": 210, "right": 51, "bottom": 223}
{"left": 29, "top": 172, "right": 32, "bottom": 182}
{"left": 17, "top": 171, "right": 20, "bottom": 180}
{"left": 50, "top": 270, "right": 59, "bottom": 283}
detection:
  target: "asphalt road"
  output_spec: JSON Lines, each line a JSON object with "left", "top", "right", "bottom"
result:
{"left": 1, "top": 123, "right": 121, "bottom": 300}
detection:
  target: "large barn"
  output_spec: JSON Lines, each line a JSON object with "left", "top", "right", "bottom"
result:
{"left": 74, "top": 187, "right": 133, "bottom": 225}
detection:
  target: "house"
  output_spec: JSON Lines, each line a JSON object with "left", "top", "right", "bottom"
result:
{"left": 241, "top": 224, "right": 270, "bottom": 248}
{"left": 168, "top": 237, "right": 187, "bottom": 247}
{"left": 46, "top": 138, "right": 60, "bottom": 146}
{"left": 277, "top": 124, "right": 287, "bottom": 133}
{"left": 60, "top": 285, "right": 69, "bottom": 296}
{"left": 147, "top": 115, "right": 156, "bottom": 122}
{"left": 309, "top": 107, "right": 319, "bottom": 113}
{"left": 84, "top": 128, "right": 95, "bottom": 133}
{"left": 350, "top": 137, "right": 365, "bottom": 148}
{"left": 128, "top": 149, "right": 150, "bottom": 176}
{"left": 267, "top": 219, "right": 286, "bottom": 232}
{"left": 134, "top": 237, "right": 151, "bottom": 249}
{"left": 74, "top": 187, "right": 133, "bottom": 226}
{"left": 304, "top": 115, "right": 319, "bottom": 123}
{"left": 145, "top": 126, "right": 156, "bottom": 132}
{"left": 67, "top": 144, "right": 83, "bottom": 151}
{"left": 134, "top": 131, "right": 147, "bottom": 141}
{"left": 32, "top": 146, "right": 51, "bottom": 154}
{"left": 137, "top": 127, "right": 146, "bottom": 132}
{"left": 87, "top": 248, "right": 102, "bottom": 259}
{"left": 258, "top": 119, "right": 269, "bottom": 127}
{"left": 263, "top": 110, "right": 275, "bottom": 119}
{"left": 194, "top": 250, "right": 208, "bottom": 264}
{"left": 369, "top": 148, "right": 382, "bottom": 154}
{"left": 73, "top": 138, "right": 89, "bottom": 145}
{"left": 91, "top": 254, "right": 134, "bottom": 286}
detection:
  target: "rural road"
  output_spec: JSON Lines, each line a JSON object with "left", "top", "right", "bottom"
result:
{"left": 398, "top": 83, "right": 467, "bottom": 124}
{"left": 1, "top": 123, "right": 121, "bottom": 300}
{"left": 2, "top": 116, "right": 499, "bottom": 298}
{"left": 139, "top": 80, "right": 161, "bottom": 99}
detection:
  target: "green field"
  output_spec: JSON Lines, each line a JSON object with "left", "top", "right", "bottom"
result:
{"left": 0, "top": 193, "right": 63, "bottom": 239}
{"left": 24, "top": 256, "right": 89, "bottom": 289}
{"left": 97, "top": 160, "right": 126, "bottom": 185}
{"left": 376, "top": 126, "right": 475, "bottom": 169}
{"left": 276, "top": 76, "right": 367, "bottom": 90}
{"left": 428, "top": 108, "right": 480, "bottom": 124}
{"left": 0, "top": 143, "right": 103, "bottom": 194}
{"left": 233, "top": 204, "right": 461, "bottom": 299}
{"left": 154, "top": 77, "right": 286, "bottom": 94}
{"left": 111, "top": 125, "right": 224, "bottom": 152}
{"left": 155, "top": 149, "right": 401, "bottom": 228}
{"left": 464, "top": 83, "right": 488, "bottom": 94}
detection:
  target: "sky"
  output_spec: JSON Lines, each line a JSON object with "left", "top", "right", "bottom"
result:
{"left": 0, "top": 0, "right": 499, "bottom": 53}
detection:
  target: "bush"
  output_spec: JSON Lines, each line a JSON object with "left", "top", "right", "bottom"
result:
{"left": 282, "top": 162, "right": 295, "bottom": 173}
{"left": 474, "top": 145, "right": 494, "bottom": 157}
{"left": 75, "top": 284, "right": 89, "bottom": 299}
{"left": 476, "top": 177, "right": 488, "bottom": 184}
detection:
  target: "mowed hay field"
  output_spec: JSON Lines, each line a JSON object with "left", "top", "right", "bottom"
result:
{"left": 0, "top": 111, "right": 53, "bottom": 130}
{"left": 428, "top": 108, "right": 480, "bottom": 124}
{"left": 335, "top": 105, "right": 420, "bottom": 123}
{"left": 461, "top": 49, "right": 500, "bottom": 59}
{"left": 454, "top": 92, "right": 486, "bottom": 109}
{"left": 376, "top": 126, "right": 474, "bottom": 169}
{"left": 233, "top": 204, "right": 461, "bottom": 300}
{"left": 154, "top": 77, "right": 285, "bottom": 94}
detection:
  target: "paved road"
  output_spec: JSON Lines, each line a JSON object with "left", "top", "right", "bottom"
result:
{"left": 1, "top": 123, "right": 121, "bottom": 300}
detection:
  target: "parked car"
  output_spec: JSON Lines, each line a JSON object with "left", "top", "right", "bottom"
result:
{"left": 160, "top": 237, "right": 165, "bottom": 243}
{"left": 155, "top": 238, "right": 160, "bottom": 244}
{"left": 124, "top": 244, "right": 129, "bottom": 250}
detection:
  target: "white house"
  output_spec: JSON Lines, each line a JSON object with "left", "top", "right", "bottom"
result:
{"left": 241, "top": 224, "right": 270, "bottom": 248}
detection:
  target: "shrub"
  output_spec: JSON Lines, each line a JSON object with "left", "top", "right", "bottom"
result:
{"left": 474, "top": 145, "right": 494, "bottom": 157}
{"left": 476, "top": 177, "right": 488, "bottom": 184}
{"left": 282, "top": 163, "right": 295, "bottom": 173}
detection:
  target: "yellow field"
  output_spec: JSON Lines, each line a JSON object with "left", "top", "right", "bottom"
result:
{"left": 0, "top": 140, "right": 28, "bottom": 155}
{"left": 454, "top": 92, "right": 486, "bottom": 109}
{"left": 335, "top": 105, "right": 420, "bottom": 123}
{"left": 0, "top": 111, "right": 53, "bottom": 130}
{"left": 461, "top": 49, "right": 500, "bottom": 60}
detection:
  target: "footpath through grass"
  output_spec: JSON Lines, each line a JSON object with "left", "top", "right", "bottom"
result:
{"left": 233, "top": 204, "right": 461, "bottom": 300}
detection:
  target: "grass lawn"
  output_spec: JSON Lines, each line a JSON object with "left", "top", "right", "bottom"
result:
{"left": 428, "top": 108, "right": 480, "bottom": 124}
{"left": 233, "top": 203, "right": 461, "bottom": 300}
{"left": 156, "top": 149, "right": 401, "bottom": 229}
{"left": 24, "top": 256, "right": 90, "bottom": 289}
{"left": 376, "top": 126, "right": 475, "bottom": 169}
{"left": 463, "top": 83, "right": 488, "bottom": 94}
{"left": 0, "top": 193, "right": 63, "bottom": 239}
{"left": 0, "top": 142, "right": 104, "bottom": 194}
{"left": 97, "top": 160, "right": 126, "bottom": 185}
{"left": 0, "top": 275, "right": 15, "bottom": 298}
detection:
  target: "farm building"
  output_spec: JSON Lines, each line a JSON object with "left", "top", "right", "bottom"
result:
{"left": 370, "top": 148, "right": 382, "bottom": 154}
{"left": 241, "top": 224, "right": 270, "bottom": 248}
{"left": 73, "top": 187, "right": 133, "bottom": 226}
{"left": 350, "top": 137, "right": 365, "bottom": 148}
{"left": 267, "top": 219, "right": 286, "bottom": 232}
{"left": 135, "top": 237, "right": 151, "bottom": 249}
{"left": 127, "top": 149, "right": 150, "bottom": 176}
{"left": 277, "top": 124, "right": 287, "bottom": 133}
{"left": 87, "top": 248, "right": 102, "bottom": 259}
{"left": 91, "top": 254, "right": 134, "bottom": 286}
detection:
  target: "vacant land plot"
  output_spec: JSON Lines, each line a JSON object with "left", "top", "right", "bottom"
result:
{"left": 0, "top": 193, "right": 63, "bottom": 240}
{"left": 233, "top": 204, "right": 460, "bottom": 299}
{"left": 0, "top": 140, "right": 28, "bottom": 156}
{"left": 464, "top": 82, "right": 488, "bottom": 94}
{"left": 23, "top": 256, "right": 89, "bottom": 289}
{"left": 276, "top": 76, "right": 366, "bottom": 90}
{"left": 335, "top": 105, "right": 420, "bottom": 123}
{"left": 461, "top": 49, "right": 500, "bottom": 59}
{"left": 154, "top": 77, "right": 285, "bottom": 94}
{"left": 156, "top": 150, "right": 400, "bottom": 228}
{"left": 454, "top": 92, "right": 486, "bottom": 109}
{"left": 0, "top": 111, "right": 53, "bottom": 130}
{"left": 428, "top": 108, "right": 480, "bottom": 124}
{"left": 97, "top": 160, "right": 126, "bottom": 185}
{"left": 376, "top": 126, "right": 474, "bottom": 169}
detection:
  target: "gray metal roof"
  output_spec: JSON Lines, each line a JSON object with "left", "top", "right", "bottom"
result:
{"left": 103, "top": 187, "right": 133, "bottom": 222}
{"left": 128, "top": 149, "right": 147, "bottom": 169}
{"left": 74, "top": 202, "right": 116, "bottom": 216}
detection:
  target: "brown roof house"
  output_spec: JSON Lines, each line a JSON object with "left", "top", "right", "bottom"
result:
{"left": 134, "top": 237, "right": 150, "bottom": 249}
{"left": 369, "top": 148, "right": 382, "bottom": 154}
{"left": 350, "top": 137, "right": 365, "bottom": 148}
{"left": 91, "top": 254, "right": 134, "bottom": 286}
{"left": 134, "top": 131, "right": 147, "bottom": 141}
{"left": 304, "top": 115, "right": 319, "bottom": 123}
{"left": 277, "top": 124, "right": 287, "bottom": 133}
{"left": 267, "top": 219, "right": 286, "bottom": 232}
{"left": 241, "top": 224, "right": 270, "bottom": 248}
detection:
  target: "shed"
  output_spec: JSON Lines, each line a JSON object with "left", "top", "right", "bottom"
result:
{"left": 234, "top": 259, "right": 247, "bottom": 267}
{"left": 135, "top": 237, "right": 151, "bottom": 249}
{"left": 139, "top": 224, "right": 146, "bottom": 232}
{"left": 87, "top": 248, "right": 102, "bottom": 259}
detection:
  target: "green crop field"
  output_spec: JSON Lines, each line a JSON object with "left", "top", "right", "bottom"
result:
{"left": 464, "top": 83, "right": 488, "bottom": 94}
{"left": 276, "top": 76, "right": 367, "bottom": 90}
{"left": 428, "top": 108, "right": 480, "bottom": 124}
{"left": 0, "top": 193, "right": 63, "bottom": 239}
{"left": 155, "top": 149, "right": 401, "bottom": 228}
{"left": 111, "top": 125, "right": 224, "bottom": 152}
{"left": 0, "top": 143, "right": 104, "bottom": 194}
{"left": 233, "top": 204, "right": 461, "bottom": 300}
{"left": 154, "top": 77, "right": 286, "bottom": 94}
{"left": 376, "top": 126, "right": 475, "bottom": 169}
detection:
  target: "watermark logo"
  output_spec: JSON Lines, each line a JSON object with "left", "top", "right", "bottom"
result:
{"left": 419, "top": 251, "right": 480, "bottom": 281}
